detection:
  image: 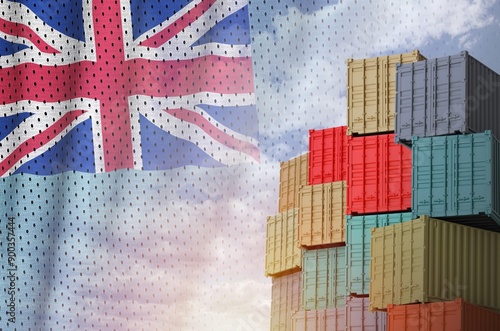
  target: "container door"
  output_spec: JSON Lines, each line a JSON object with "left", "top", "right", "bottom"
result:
{"left": 291, "top": 272, "right": 302, "bottom": 313}
{"left": 346, "top": 216, "right": 376, "bottom": 296}
{"left": 434, "top": 54, "right": 467, "bottom": 136}
{"left": 455, "top": 132, "right": 491, "bottom": 216}
{"left": 316, "top": 251, "right": 329, "bottom": 309}
{"left": 412, "top": 137, "right": 449, "bottom": 217}
{"left": 266, "top": 216, "right": 277, "bottom": 275}
{"left": 396, "top": 62, "right": 423, "bottom": 143}
{"left": 312, "top": 185, "right": 325, "bottom": 245}
{"left": 284, "top": 211, "right": 294, "bottom": 270}
{"left": 329, "top": 182, "right": 345, "bottom": 244}
{"left": 302, "top": 251, "right": 319, "bottom": 310}
{"left": 427, "top": 58, "right": 438, "bottom": 137}
{"left": 299, "top": 186, "right": 313, "bottom": 247}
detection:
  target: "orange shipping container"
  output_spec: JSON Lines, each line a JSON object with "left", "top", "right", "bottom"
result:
{"left": 279, "top": 154, "right": 309, "bottom": 212}
{"left": 387, "top": 298, "right": 500, "bottom": 331}
{"left": 265, "top": 209, "right": 302, "bottom": 277}
{"left": 298, "top": 181, "right": 346, "bottom": 248}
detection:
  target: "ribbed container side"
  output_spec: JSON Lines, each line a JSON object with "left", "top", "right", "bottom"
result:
{"left": 346, "top": 296, "right": 387, "bottom": 330}
{"left": 291, "top": 308, "right": 346, "bottom": 331}
{"left": 347, "top": 50, "right": 425, "bottom": 135}
{"left": 412, "top": 131, "right": 500, "bottom": 231}
{"left": 302, "top": 247, "right": 346, "bottom": 310}
{"left": 271, "top": 271, "right": 302, "bottom": 331}
{"left": 265, "top": 209, "right": 302, "bottom": 277}
{"left": 387, "top": 298, "right": 500, "bottom": 331}
{"left": 345, "top": 212, "right": 413, "bottom": 296}
{"left": 395, "top": 51, "right": 500, "bottom": 147}
{"left": 347, "top": 134, "right": 412, "bottom": 215}
{"left": 369, "top": 216, "right": 500, "bottom": 312}
{"left": 279, "top": 153, "right": 309, "bottom": 213}
{"left": 298, "top": 181, "right": 346, "bottom": 248}
{"left": 308, "top": 126, "right": 348, "bottom": 185}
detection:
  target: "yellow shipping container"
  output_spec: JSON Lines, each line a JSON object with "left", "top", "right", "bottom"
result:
{"left": 369, "top": 216, "right": 500, "bottom": 312}
{"left": 298, "top": 181, "right": 346, "bottom": 248}
{"left": 265, "top": 209, "right": 302, "bottom": 277}
{"left": 347, "top": 50, "right": 425, "bottom": 135}
{"left": 279, "top": 153, "right": 309, "bottom": 213}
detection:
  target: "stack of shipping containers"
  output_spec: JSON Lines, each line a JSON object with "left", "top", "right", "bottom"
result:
{"left": 265, "top": 50, "right": 500, "bottom": 330}
{"left": 372, "top": 51, "right": 500, "bottom": 330}
{"left": 267, "top": 154, "right": 308, "bottom": 331}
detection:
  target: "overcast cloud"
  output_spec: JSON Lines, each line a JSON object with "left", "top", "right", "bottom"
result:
{"left": 252, "top": 0, "right": 499, "bottom": 161}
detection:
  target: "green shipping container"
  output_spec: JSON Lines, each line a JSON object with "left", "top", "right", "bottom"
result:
{"left": 412, "top": 131, "right": 500, "bottom": 231}
{"left": 302, "top": 247, "right": 346, "bottom": 310}
{"left": 369, "top": 216, "right": 500, "bottom": 312}
{"left": 345, "top": 212, "right": 412, "bottom": 296}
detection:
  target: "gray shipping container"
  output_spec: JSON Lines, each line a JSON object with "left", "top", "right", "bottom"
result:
{"left": 395, "top": 51, "right": 500, "bottom": 146}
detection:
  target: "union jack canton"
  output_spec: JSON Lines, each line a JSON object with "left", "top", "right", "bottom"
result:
{"left": 0, "top": 0, "right": 259, "bottom": 176}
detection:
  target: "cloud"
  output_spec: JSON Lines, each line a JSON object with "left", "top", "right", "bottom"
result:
{"left": 4, "top": 162, "right": 277, "bottom": 330}
{"left": 251, "top": 0, "right": 498, "bottom": 157}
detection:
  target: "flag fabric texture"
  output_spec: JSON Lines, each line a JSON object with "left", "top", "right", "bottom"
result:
{"left": 0, "top": 0, "right": 259, "bottom": 177}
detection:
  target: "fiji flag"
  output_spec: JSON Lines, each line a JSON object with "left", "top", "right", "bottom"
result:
{"left": 0, "top": 0, "right": 259, "bottom": 176}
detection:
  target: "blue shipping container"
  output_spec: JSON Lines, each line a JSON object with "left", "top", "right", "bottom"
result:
{"left": 412, "top": 131, "right": 500, "bottom": 231}
{"left": 302, "top": 247, "right": 346, "bottom": 310}
{"left": 345, "top": 212, "right": 413, "bottom": 296}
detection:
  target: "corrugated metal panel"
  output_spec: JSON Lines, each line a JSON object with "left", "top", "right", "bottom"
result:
{"left": 347, "top": 50, "right": 425, "bottom": 135}
{"left": 291, "top": 297, "right": 387, "bottom": 330}
{"left": 345, "top": 212, "right": 412, "bottom": 296}
{"left": 298, "top": 181, "right": 346, "bottom": 248}
{"left": 395, "top": 51, "right": 500, "bottom": 147}
{"left": 387, "top": 298, "right": 500, "bottom": 331}
{"left": 412, "top": 131, "right": 500, "bottom": 231}
{"left": 291, "top": 308, "right": 346, "bottom": 331}
{"left": 271, "top": 272, "right": 302, "bottom": 331}
{"left": 345, "top": 296, "right": 387, "bottom": 330}
{"left": 308, "top": 126, "right": 348, "bottom": 184}
{"left": 265, "top": 209, "right": 302, "bottom": 277}
{"left": 279, "top": 153, "right": 309, "bottom": 213}
{"left": 369, "top": 216, "right": 500, "bottom": 312}
{"left": 347, "top": 134, "right": 412, "bottom": 215}
{"left": 302, "top": 247, "right": 346, "bottom": 310}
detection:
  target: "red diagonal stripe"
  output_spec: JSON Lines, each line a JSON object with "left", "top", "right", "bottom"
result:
{"left": 0, "top": 18, "right": 60, "bottom": 54}
{"left": 165, "top": 108, "right": 260, "bottom": 162}
{"left": 0, "top": 110, "right": 86, "bottom": 176}
{"left": 139, "top": 0, "right": 217, "bottom": 48}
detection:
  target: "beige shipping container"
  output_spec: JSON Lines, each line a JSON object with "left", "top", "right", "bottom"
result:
{"left": 279, "top": 153, "right": 309, "bottom": 213}
{"left": 271, "top": 271, "right": 302, "bottom": 331}
{"left": 369, "top": 216, "right": 500, "bottom": 312}
{"left": 265, "top": 209, "right": 302, "bottom": 277}
{"left": 347, "top": 50, "right": 425, "bottom": 135}
{"left": 298, "top": 181, "right": 346, "bottom": 248}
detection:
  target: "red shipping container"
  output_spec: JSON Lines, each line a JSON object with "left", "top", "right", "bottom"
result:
{"left": 347, "top": 133, "right": 411, "bottom": 215}
{"left": 308, "top": 126, "right": 348, "bottom": 185}
{"left": 387, "top": 298, "right": 500, "bottom": 331}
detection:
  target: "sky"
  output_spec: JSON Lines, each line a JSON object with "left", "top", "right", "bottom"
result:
{"left": 1, "top": 0, "right": 500, "bottom": 330}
